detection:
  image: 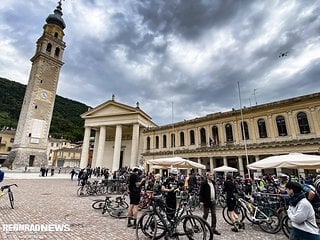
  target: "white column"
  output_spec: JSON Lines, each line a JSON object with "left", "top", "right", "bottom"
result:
{"left": 91, "top": 130, "right": 99, "bottom": 168}
{"left": 223, "top": 156, "right": 228, "bottom": 166}
{"left": 198, "top": 158, "right": 202, "bottom": 175}
{"left": 112, "top": 125, "right": 122, "bottom": 172}
{"left": 130, "top": 123, "right": 140, "bottom": 168}
{"left": 209, "top": 157, "right": 214, "bottom": 172}
{"left": 238, "top": 156, "right": 244, "bottom": 176}
{"left": 80, "top": 127, "right": 91, "bottom": 169}
{"left": 95, "top": 126, "right": 106, "bottom": 168}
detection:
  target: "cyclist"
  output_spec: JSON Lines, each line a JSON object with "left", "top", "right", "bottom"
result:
{"left": 162, "top": 168, "right": 179, "bottom": 220}
{"left": 223, "top": 173, "right": 244, "bottom": 232}
{"left": 127, "top": 167, "right": 145, "bottom": 228}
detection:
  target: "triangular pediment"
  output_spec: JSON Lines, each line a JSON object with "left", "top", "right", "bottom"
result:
{"left": 82, "top": 101, "right": 139, "bottom": 118}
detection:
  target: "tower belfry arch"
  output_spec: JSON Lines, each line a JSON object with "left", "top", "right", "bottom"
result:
{"left": 6, "top": 2, "right": 66, "bottom": 169}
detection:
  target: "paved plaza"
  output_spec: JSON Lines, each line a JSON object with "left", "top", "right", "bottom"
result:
{"left": 0, "top": 172, "right": 288, "bottom": 239}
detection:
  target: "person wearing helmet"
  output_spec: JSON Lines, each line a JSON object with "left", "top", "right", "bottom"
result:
{"left": 286, "top": 181, "right": 320, "bottom": 239}
{"left": 127, "top": 167, "right": 145, "bottom": 228}
{"left": 199, "top": 171, "right": 221, "bottom": 235}
{"left": 162, "top": 168, "right": 179, "bottom": 220}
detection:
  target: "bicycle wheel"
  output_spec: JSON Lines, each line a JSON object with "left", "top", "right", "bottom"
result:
{"left": 281, "top": 215, "right": 291, "bottom": 239}
{"left": 91, "top": 200, "right": 105, "bottom": 209}
{"left": 177, "top": 215, "right": 206, "bottom": 240}
{"left": 222, "top": 205, "right": 245, "bottom": 225}
{"left": 258, "top": 207, "right": 281, "bottom": 234}
{"left": 8, "top": 191, "right": 14, "bottom": 209}
{"left": 77, "top": 187, "right": 86, "bottom": 197}
{"left": 108, "top": 207, "right": 127, "bottom": 218}
{"left": 194, "top": 216, "right": 213, "bottom": 240}
{"left": 136, "top": 212, "right": 158, "bottom": 240}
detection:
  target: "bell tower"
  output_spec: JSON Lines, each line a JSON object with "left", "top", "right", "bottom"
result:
{"left": 6, "top": 1, "right": 66, "bottom": 169}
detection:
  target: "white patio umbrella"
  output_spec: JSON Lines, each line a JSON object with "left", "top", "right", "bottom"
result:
{"left": 247, "top": 152, "right": 320, "bottom": 170}
{"left": 147, "top": 157, "right": 206, "bottom": 169}
{"left": 213, "top": 165, "right": 238, "bottom": 172}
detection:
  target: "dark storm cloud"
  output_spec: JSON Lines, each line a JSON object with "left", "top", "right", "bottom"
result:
{"left": 0, "top": 0, "right": 320, "bottom": 125}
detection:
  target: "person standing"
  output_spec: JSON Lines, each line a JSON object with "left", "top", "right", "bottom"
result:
{"left": 223, "top": 173, "right": 243, "bottom": 232}
{"left": 162, "top": 168, "right": 179, "bottom": 220}
{"left": 199, "top": 171, "right": 221, "bottom": 235}
{"left": 286, "top": 181, "right": 320, "bottom": 240}
{"left": 127, "top": 168, "right": 144, "bottom": 228}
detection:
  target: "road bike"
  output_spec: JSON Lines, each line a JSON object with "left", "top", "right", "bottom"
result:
{"left": 0, "top": 184, "right": 18, "bottom": 209}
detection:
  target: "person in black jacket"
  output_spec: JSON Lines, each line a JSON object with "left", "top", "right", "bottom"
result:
{"left": 223, "top": 173, "right": 243, "bottom": 232}
{"left": 199, "top": 171, "right": 221, "bottom": 235}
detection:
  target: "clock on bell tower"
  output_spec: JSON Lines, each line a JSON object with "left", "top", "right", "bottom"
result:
{"left": 6, "top": 1, "right": 66, "bottom": 169}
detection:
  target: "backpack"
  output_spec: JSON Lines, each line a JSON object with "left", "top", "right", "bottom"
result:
{"left": 0, "top": 170, "right": 4, "bottom": 183}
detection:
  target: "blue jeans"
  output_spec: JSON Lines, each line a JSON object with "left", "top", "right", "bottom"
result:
{"left": 290, "top": 227, "right": 320, "bottom": 240}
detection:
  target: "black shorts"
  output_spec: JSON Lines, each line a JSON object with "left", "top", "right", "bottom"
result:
{"left": 129, "top": 193, "right": 140, "bottom": 205}
{"left": 227, "top": 197, "right": 236, "bottom": 211}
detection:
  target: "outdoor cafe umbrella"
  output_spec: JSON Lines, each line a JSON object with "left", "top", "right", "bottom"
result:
{"left": 247, "top": 152, "right": 320, "bottom": 170}
{"left": 213, "top": 165, "right": 238, "bottom": 172}
{"left": 147, "top": 157, "right": 206, "bottom": 169}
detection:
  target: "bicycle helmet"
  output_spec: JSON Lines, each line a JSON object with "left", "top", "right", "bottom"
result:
{"left": 169, "top": 168, "right": 179, "bottom": 175}
{"left": 314, "top": 178, "right": 320, "bottom": 190}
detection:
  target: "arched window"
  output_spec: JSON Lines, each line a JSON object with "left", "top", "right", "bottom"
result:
{"left": 212, "top": 126, "right": 219, "bottom": 145}
{"left": 180, "top": 132, "right": 185, "bottom": 146}
{"left": 155, "top": 136, "right": 159, "bottom": 149}
{"left": 146, "top": 137, "right": 150, "bottom": 150}
{"left": 46, "top": 43, "right": 52, "bottom": 52}
{"left": 276, "top": 115, "right": 288, "bottom": 136}
{"left": 190, "top": 130, "right": 195, "bottom": 145}
{"left": 200, "top": 128, "right": 206, "bottom": 145}
{"left": 297, "top": 112, "right": 310, "bottom": 134}
{"left": 55, "top": 47, "right": 60, "bottom": 57}
{"left": 171, "top": 133, "right": 175, "bottom": 147}
{"left": 225, "top": 123, "right": 233, "bottom": 142}
{"left": 163, "top": 135, "right": 167, "bottom": 148}
{"left": 54, "top": 32, "right": 59, "bottom": 38}
{"left": 257, "top": 118, "right": 268, "bottom": 138}
{"left": 240, "top": 121, "right": 250, "bottom": 140}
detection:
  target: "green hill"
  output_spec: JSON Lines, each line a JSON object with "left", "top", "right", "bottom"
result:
{"left": 0, "top": 77, "right": 90, "bottom": 142}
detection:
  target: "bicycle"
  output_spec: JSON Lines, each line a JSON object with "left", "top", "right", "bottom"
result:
{"left": 136, "top": 195, "right": 207, "bottom": 240}
{"left": 91, "top": 192, "right": 128, "bottom": 210}
{"left": 0, "top": 184, "right": 18, "bottom": 209}
{"left": 94, "top": 195, "right": 129, "bottom": 218}
{"left": 222, "top": 194, "right": 281, "bottom": 234}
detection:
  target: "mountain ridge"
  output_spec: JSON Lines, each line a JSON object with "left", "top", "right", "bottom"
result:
{"left": 0, "top": 77, "right": 90, "bottom": 142}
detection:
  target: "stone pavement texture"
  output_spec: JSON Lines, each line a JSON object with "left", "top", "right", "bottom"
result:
{"left": 0, "top": 173, "right": 288, "bottom": 239}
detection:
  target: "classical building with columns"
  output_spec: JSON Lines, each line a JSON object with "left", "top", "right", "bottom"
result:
{"left": 79, "top": 96, "right": 156, "bottom": 171}
{"left": 80, "top": 92, "right": 320, "bottom": 176}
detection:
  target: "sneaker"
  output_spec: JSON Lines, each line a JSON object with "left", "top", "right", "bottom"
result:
{"left": 231, "top": 226, "right": 239, "bottom": 232}
{"left": 0, "top": 191, "right": 4, "bottom": 197}
{"left": 240, "top": 222, "right": 245, "bottom": 230}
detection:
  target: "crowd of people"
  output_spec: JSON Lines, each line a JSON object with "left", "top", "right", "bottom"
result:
{"left": 73, "top": 164, "right": 320, "bottom": 239}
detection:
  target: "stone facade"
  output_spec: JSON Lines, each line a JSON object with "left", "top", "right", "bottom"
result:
{"left": 142, "top": 92, "right": 320, "bottom": 177}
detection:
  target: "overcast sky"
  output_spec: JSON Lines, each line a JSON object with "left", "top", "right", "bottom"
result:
{"left": 0, "top": 0, "right": 319, "bottom": 126}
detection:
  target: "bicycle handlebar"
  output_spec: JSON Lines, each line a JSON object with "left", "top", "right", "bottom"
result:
{"left": 1, "top": 184, "right": 18, "bottom": 191}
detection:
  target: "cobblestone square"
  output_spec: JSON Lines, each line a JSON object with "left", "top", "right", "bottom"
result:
{"left": 0, "top": 174, "right": 287, "bottom": 239}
